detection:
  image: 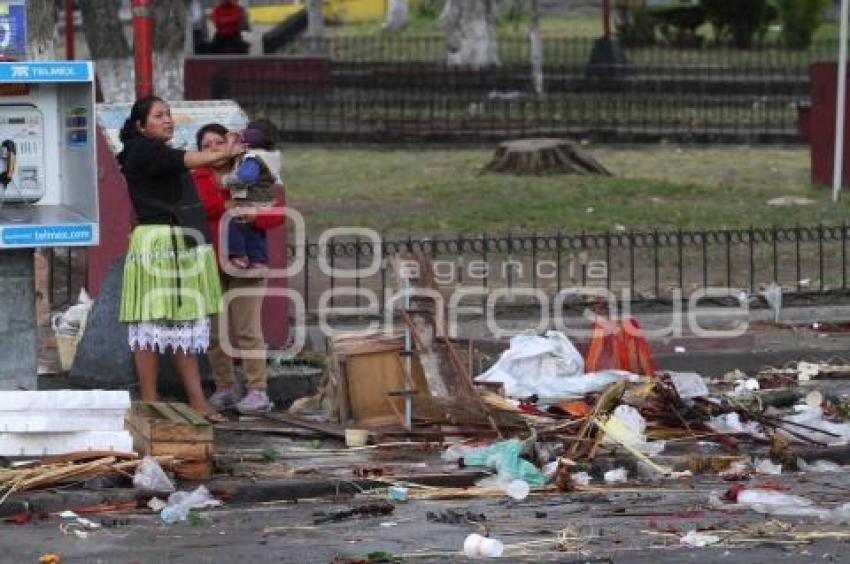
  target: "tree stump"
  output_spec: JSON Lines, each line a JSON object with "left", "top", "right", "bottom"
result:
{"left": 485, "top": 138, "right": 612, "bottom": 176}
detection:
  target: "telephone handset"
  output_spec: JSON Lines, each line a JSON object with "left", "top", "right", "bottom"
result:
{"left": 0, "top": 139, "right": 16, "bottom": 188}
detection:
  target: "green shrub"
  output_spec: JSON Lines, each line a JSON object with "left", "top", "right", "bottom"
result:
{"left": 774, "top": 0, "right": 829, "bottom": 49}
{"left": 654, "top": 6, "right": 706, "bottom": 47}
{"left": 701, "top": 0, "right": 776, "bottom": 48}
{"left": 616, "top": 5, "right": 658, "bottom": 47}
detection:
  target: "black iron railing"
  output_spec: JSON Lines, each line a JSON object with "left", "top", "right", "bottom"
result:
{"left": 285, "top": 225, "right": 850, "bottom": 314}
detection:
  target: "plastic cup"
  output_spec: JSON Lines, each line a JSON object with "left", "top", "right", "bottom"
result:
{"left": 463, "top": 533, "right": 504, "bottom": 558}
{"left": 344, "top": 429, "right": 368, "bottom": 448}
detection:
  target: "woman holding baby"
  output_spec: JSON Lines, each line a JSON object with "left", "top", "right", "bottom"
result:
{"left": 192, "top": 121, "right": 284, "bottom": 415}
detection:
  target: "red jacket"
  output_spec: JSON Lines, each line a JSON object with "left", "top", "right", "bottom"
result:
{"left": 211, "top": 2, "right": 243, "bottom": 37}
{"left": 192, "top": 167, "right": 285, "bottom": 266}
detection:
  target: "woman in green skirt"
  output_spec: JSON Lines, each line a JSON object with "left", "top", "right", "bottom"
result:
{"left": 117, "top": 96, "right": 245, "bottom": 421}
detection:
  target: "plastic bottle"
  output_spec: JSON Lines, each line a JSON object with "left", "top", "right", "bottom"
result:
{"left": 463, "top": 534, "right": 504, "bottom": 558}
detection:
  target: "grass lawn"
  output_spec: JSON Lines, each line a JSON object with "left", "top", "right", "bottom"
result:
{"left": 282, "top": 144, "right": 850, "bottom": 238}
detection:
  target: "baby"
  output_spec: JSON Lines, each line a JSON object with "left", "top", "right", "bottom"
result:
{"left": 221, "top": 119, "right": 282, "bottom": 270}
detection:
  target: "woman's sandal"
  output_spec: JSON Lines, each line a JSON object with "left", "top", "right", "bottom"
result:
{"left": 203, "top": 411, "right": 228, "bottom": 424}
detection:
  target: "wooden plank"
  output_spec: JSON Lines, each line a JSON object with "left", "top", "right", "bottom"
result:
{"left": 149, "top": 402, "right": 190, "bottom": 424}
{"left": 149, "top": 441, "right": 213, "bottom": 460}
{"left": 127, "top": 413, "right": 207, "bottom": 443}
{"left": 263, "top": 412, "right": 348, "bottom": 439}
{"left": 174, "top": 459, "right": 213, "bottom": 480}
{"left": 168, "top": 402, "right": 212, "bottom": 429}
{"left": 124, "top": 413, "right": 213, "bottom": 442}
{"left": 128, "top": 402, "right": 213, "bottom": 442}
{"left": 332, "top": 334, "right": 405, "bottom": 356}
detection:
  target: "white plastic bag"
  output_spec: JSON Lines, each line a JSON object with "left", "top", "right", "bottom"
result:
{"left": 160, "top": 486, "right": 221, "bottom": 524}
{"left": 602, "top": 405, "right": 665, "bottom": 456}
{"left": 680, "top": 530, "right": 720, "bottom": 547}
{"left": 736, "top": 489, "right": 828, "bottom": 518}
{"left": 604, "top": 467, "right": 628, "bottom": 483}
{"left": 475, "top": 331, "right": 586, "bottom": 399}
{"left": 132, "top": 456, "right": 175, "bottom": 493}
{"left": 51, "top": 288, "right": 93, "bottom": 337}
{"left": 669, "top": 372, "right": 709, "bottom": 399}
{"left": 780, "top": 407, "right": 850, "bottom": 446}
{"left": 754, "top": 458, "right": 782, "bottom": 475}
{"left": 797, "top": 458, "right": 842, "bottom": 473}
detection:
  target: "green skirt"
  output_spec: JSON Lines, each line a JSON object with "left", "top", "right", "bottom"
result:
{"left": 120, "top": 225, "right": 221, "bottom": 323}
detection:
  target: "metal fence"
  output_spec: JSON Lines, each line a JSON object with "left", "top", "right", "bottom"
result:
{"left": 42, "top": 224, "right": 850, "bottom": 316}
{"left": 215, "top": 65, "right": 804, "bottom": 143}
{"left": 286, "top": 225, "right": 850, "bottom": 316}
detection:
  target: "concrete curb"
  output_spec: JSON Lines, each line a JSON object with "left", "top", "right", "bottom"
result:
{"left": 0, "top": 471, "right": 488, "bottom": 519}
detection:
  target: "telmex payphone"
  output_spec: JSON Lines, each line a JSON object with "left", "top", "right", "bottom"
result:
{"left": 0, "top": 61, "right": 98, "bottom": 249}
{"left": 0, "top": 104, "right": 46, "bottom": 203}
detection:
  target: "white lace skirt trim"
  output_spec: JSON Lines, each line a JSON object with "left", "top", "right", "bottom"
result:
{"left": 127, "top": 318, "right": 211, "bottom": 353}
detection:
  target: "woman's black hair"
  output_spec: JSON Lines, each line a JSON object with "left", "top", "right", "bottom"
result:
{"left": 118, "top": 95, "right": 166, "bottom": 145}
{"left": 195, "top": 122, "right": 228, "bottom": 150}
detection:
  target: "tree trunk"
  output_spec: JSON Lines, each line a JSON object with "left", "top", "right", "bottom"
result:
{"left": 383, "top": 0, "right": 409, "bottom": 32}
{"left": 305, "top": 0, "right": 326, "bottom": 54}
{"left": 79, "top": 0, "right": 133, "bottom": 102}
{"left": 485, "top": 139, "right": 612, "bottom": 176}
{"left": 27, "top": 0, "right": 58, "bottom": 60}
{"left": 529, "top": 0, "right": 544, "bottom": 96}
{"left": 152, "top": 0, "right": 190, "bottom": 101}
{"left": 439, "top": 0, "right": 500, "bottom": 69}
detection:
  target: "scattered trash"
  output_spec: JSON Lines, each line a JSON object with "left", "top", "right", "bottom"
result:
{"left": 160, "top": 486, "right": 222, "bottom": 524}
{"left": 680, "top": 530, "right": 721, "bottom": 547}
{"left": 797, "top": 458, "right": 842, "bottom": 473}
{"left": 133, "top": 456, "right": 175, "bottom": 493}
{"left": 797, "top": 362, "right": 822, "bottom": 382}
{"left": 572, "top": 472, "right": 592, "bottom": 486}
{"left": 732, "top": 378, "right": 760, "bottom": 396}
{"left": 604, "top": 468, "right": 628, "bottom": 484}
{"left": 147, "top": 497, "right": 167, "bottom": 512}
{"left": 766, "top": 196, "right": 815, "bottom": 207}
{"left": 601, "top": 405, "right": 666, "bottom": 456}
{"left": 387, "top": 486, "right": 408, "bottom": 503}
{"left": 720, "top": 461, "right": 752, "bottom": 480}
{"left": 733, "top": 488, "right": 829, "bottom": 518}
{"left": 445, "top": 439, "right": 546, "bottom": 486}
{"left": 754, "top": 458, "right": 782, "bottom": 475}
{"left": 503, "top": 479, "right": 530, "bottom": 501}
{"left": 708, "top": 413, "right": 764, "bottom": 437}
{"left": 474, "top": 331, "right": 590, "bottom": 400}
{"left": 463, "top": 533, "right": 504, "bottom": 558}
{"left": 805, "top": 390, "right": 823, "bottom": 408}
{"left": 669, "top": 372, "right": 709, "bottom": 399}
{"left": 51, "top": 289, "right": 93, "bottom": 371}
{"left": 345, "top": 429, "right": 369, "bottom": 448}
{"left": 780, "top": 406, "right": 850, "bottom": 445}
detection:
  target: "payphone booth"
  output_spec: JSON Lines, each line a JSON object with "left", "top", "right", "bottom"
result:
{"left": 0, "top": 61, "right": 98, "bottom": 247}
{"left": 0, "top": 61, "right": 97, "bottom": 391}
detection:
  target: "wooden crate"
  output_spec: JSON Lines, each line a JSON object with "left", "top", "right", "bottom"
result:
{"left": 125, "top": 401, "right": 213, "bottom": 480}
